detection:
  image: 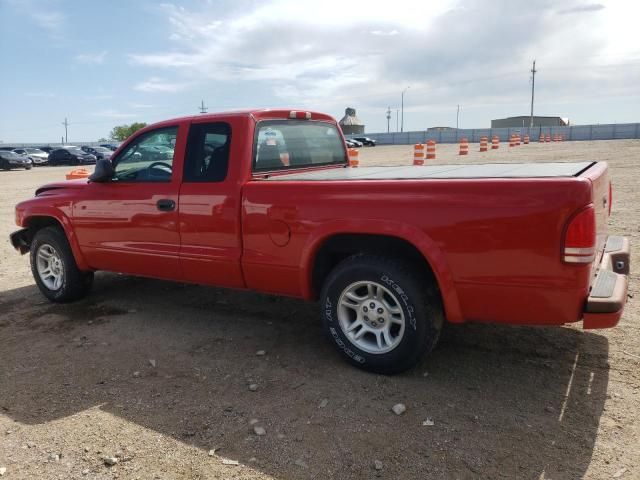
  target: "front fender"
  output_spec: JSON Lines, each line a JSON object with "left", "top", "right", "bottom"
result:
{"left": 300, "top": 219, "right": 463, "bottom": 323}
{"left": 17, "top": 204, "right": 90, "bottom": 271}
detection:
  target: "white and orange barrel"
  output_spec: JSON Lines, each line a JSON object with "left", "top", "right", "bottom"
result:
{"left": 515, "top": 134, "right": 521, "bottom": 146}
{"left": 459, "top": 137, "right": 469, "bottom": 155}
{"left": 348, "top": 148, "right": 359, "bottom": 167}
{"left": 509, "top": 134, "right": 516, "bottom": 147}
{"left": 523, "top": 135, "right": 530, "bottom": 144}
{"left": 426, "top": 140, "right": 436, "bottom": 160}
{"left": 545, "top": 134, "right": 551, "bottom": 142}
{"left": 413, "top": 143, "right": 425, "bottom": 166}
{"left": 66, "top": 168, "right": 90, "bottom": 180}
{"left": 539, "top": 134, "right": 545, "bottom": 143}
{"left": 479, "top": 136, "right": 488, "bottom": 152}
{"left": 491, "top": 136, "right": 499, "bottom": 149}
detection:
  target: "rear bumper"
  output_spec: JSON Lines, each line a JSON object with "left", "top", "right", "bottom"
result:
{"left": 583, "top": 235, "right": 630, "bottom": 329}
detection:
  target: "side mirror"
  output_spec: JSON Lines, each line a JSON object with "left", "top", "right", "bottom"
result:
{"left": 88, "top": 158, "right": 115, "bottom": 183}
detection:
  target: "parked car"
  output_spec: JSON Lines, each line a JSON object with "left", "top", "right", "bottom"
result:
{"left": 13, "top": 148, "right": 49, "bottom": 165}
{"left": 0, "top": 150, "right": 32, "bottom": 170}
{"left": 81, "top": 146, "right": 113, "bottom": 161}
{"left": 38, "top": 146, "right": 57, "bottom": 154}
{"left": 48, "top": 147, "right": 97, "bottom": 166}
{"left": 0, "top": 146, "right": 16, "bottom": 151}
{"left": 345, "top": 138, "right": 363, "bottom": 148}
{"left": 9, "top": 109, "right": 630, "bottom": 374}
{"left": 352, "top": 136, "right": 377, "bottom": 146}
{"left": 100, "top": 144, "right": 118, "bottom": 151}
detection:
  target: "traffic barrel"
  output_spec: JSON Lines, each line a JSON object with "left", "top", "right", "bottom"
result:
{"left": 539, "top": 134, "right": 544, "bottom": 143}
{"left": 413, "top": 143, "right": 425, "bottom": 166}
{"left": 509, "top": 134, "right": 516, "bottom": 147}
{"left": 348, "top": 148, "right": 359, "bottom": 167}
{"left": 515, "top": 134, "right": 521, "bottom": 146}
{"left": 479, "top": 136, "right": 488, "bottom": 152}
{"left": 459, "top": 138, "right": 469, "bottom": 155}
{"left": 426, "top": 140, "right": 436, "bottom": 160}
{"left": 545, "top": 134, "right": 551, "bottom": 142}
{"left": 491, "top": 136, "right": 499, "bottom": 149}
{"left": 66, "top": 168, "right": 90, "bottom": 180}
{"left": 523, "top": 135, "right": 530, "bottom": 144}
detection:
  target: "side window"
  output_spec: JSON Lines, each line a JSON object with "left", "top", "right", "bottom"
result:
{"left": 183, "top": 122, "right": 231, "bottom": 182}
{"left": 113, "top": 126, "right": 178, "bottom": 182}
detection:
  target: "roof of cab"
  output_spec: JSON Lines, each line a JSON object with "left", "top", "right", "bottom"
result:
{"left": 146, "top": 109, "right": 337, "bottom": 130}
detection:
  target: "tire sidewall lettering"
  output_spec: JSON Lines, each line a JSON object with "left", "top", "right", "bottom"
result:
{"left": 380, "top": 275, "right": 417, "bottom": 331}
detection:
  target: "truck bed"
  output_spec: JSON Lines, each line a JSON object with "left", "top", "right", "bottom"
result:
{"left": 263, "top": 162, "right": 595, "bottom": 181}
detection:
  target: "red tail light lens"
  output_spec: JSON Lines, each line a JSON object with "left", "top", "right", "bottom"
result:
{"left": 563, "top": 205, "right": 596, "bottom": 263}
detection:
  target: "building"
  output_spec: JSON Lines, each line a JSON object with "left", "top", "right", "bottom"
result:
{"left": 491, "top": 116, "right": 569, "bottom": 128}
{"left": 338, "top": 107, "right": 365, "bottom": 135}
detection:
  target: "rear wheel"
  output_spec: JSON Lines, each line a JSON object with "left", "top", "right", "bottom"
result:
{"left": 1, "top": 160, "right": 9, "bottom": 171}
{"left": 30, "top": 226, "right": 93, "bottom": 302}
{"left": 320, "top": 255, "right": 443, "bottom": 374}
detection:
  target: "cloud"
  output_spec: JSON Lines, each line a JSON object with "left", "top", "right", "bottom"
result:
{"left": 133, "top": 77, "right": 189, "bottom": 93}
{"left": 75, "top": 51, "right": 108, "bottom": 65}
{"left": 559, "top": 3, "right": 605, "bottom": 14}
{"left": 125, "top": 0, "right": 640, "bottom": 128}
{"left": 370, "top": 29, "right": 399, "bottom": 36}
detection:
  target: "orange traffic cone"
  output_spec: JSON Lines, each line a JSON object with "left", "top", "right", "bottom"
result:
{"left": 523, "top": 135, "right": 529, "bottom": 144}
{"left": 348, "top": 148, "right": 359, "bottom": 167}
{"left": 413, "top": 144, "right": 425, "bottom": 166}
{"left": 426, "top": 140, "right": 436, "bottom": 160}
{"left": 459, "top": 138, "right": 469, "bottom": 155}
{"left": 479, "top": 136, "right": 488, "bottom": 152}
{"left": 491, "top": 136, "right": 499, "bottom": 149}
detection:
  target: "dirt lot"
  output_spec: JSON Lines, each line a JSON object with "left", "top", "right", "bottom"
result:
{"left": 0, "top": 140, "right": 638, "bottom": 479}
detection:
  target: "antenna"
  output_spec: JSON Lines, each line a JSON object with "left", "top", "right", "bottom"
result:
{"left": 386, "top": 106, "right": 391, "bottom": 133}
{"left": 199, "top": 100, "right": 208, "bottom": 114}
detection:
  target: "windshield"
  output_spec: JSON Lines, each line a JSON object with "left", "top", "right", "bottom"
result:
{"left": 25, "top": 148, "right": 45, "bottom": 154}
{"left": 1, "top": 151, "right": 20, "bottom": 159}
{"left": 67, "top": 148, "right": 85, "bottom": 154}
{"left": 253, "top": 120, "right": 346, "bottom": 172}
{"left": 93, "top": 147, "right": 110, "bottom": 152}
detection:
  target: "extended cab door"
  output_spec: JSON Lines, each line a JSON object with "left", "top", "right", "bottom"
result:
{"left": 73, "top": 123, "right": 186, "bottom": 279}
{"left": 177, "top": 118, "right": 245, "bottom": 287}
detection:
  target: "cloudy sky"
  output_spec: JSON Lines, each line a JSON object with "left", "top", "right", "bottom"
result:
{"left": 1, "top": 0, "right": 639, "bottom": 142}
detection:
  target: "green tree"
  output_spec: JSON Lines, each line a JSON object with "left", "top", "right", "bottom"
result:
{"left": 109, "top": 122, "right": 148, "bottom": 141}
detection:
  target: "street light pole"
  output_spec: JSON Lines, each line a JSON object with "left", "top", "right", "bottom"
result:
{"left": 401, "top": 86, "right": 410, "bottom": 133}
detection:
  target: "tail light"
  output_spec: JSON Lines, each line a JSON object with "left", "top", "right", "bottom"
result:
{"left": 563, "top": 205, "right": 596, "bottom": 264}
{"left": 608, "top": 181, "right": 612, "bottom": 216}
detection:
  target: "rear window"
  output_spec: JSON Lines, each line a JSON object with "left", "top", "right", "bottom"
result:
{"left": 253, "top": 120, "right": 346, "bottom": 172}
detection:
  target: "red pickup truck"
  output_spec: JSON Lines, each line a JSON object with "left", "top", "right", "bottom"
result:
{"left": 10, "top": 109, "right": 631, "bottom": 373}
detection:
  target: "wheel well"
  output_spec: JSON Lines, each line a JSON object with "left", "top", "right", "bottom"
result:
{"left": 25, "top": 216, "right": 63, "bottom": 241}
{"left": 311, "top": 234, "right": 440, "bottom": 299}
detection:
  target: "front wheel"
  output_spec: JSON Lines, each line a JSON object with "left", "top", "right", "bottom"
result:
{"left": 30, "top": 226, "right": 94, "bottom": 302}
{"left": 320, "top": 255, "right": 443, "bottom": 374}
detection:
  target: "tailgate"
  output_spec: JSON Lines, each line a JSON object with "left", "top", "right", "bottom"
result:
{"left": 579, "top": 162, "right": 610, "bottom": 267}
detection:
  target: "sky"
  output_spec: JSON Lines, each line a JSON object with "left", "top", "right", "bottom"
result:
{"left": 1, "top": 0, "right": 639, "bottom": 143}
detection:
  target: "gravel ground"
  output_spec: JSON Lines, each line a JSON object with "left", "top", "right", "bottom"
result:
{"left": 0, "top": 140, "right": 638, "bottom": 479}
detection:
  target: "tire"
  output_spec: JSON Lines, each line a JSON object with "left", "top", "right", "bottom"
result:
{"left": 1, "top": 160, "right": 9, "bottom": 171}
{"left": 30, "top": 226, "right": 94, "bottom": 303}
{"left": 25, "top": 165, "right": 32, "bottom": 170}
{"left": 320, "top": 254, "right": 443, "bottom": 374}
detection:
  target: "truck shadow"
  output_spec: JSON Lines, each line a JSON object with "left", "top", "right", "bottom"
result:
{"left": 0, "top": 273, "right": 609, "bottom": 479}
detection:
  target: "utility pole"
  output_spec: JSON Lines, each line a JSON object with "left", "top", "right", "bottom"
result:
{"left": 386, "top": 106, "right": 391, "bottom": 133}
{"left": 396, "top": 109, "right": 399, "bottom": 132}
{"left": 530, "top": 59, "right": 537, "bottom": 128}
{"left": 401, "top": 86, "right": 410, "bottom": 132}
{"left": 456, "top": 104, "right": 460, "bottom": 129}
{"left": 61, "top": 117, "right": 69, "bottom": 144}
{"left": 199, "top": 100, "right": 208, "bottom": 114}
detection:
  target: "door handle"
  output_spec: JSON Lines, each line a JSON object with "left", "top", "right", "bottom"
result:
{"left": 156, "top": 199, "right": 176, "bottom": 211}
